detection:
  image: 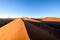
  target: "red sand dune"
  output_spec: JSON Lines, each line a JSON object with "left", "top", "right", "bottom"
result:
{"left": 0, "top": 17, "right": 60, "bottom": 40}
{"left": 0, "top": 18, "right": 30, "bottom": 40}
{"left": 42, "top": 17, "right": 60, "bottom": 21}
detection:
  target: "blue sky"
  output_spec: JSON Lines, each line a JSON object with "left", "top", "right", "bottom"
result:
{"left": 0, "top": 0, "right": 60, "bottom": 18}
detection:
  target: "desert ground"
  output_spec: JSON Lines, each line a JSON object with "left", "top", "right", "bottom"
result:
{"left": 0, "top": 17, "right": 60, "bottom": 40}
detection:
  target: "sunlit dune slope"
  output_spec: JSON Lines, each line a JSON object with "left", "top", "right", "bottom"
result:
{"left": 42, "top": 17, "right": 60, "bottom": 22}
{"left": 0, "top": 18, "right": 30, "bottom": 40}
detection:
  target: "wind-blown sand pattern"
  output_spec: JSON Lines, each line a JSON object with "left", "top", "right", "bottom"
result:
{"left": 0, "top": 17, "right": 60, "bottom": 40}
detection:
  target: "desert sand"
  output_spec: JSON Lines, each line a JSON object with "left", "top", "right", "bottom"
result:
{"left": 0, "top": 17, "right": 60, "bottom": 40}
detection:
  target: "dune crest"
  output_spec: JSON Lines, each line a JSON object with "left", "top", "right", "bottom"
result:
{"left": 23, "top": 17, "right": 41, "bottom": 22}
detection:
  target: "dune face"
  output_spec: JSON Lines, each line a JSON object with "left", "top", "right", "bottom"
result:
{"left": 0, "top": 17, "right": 60, "bottom": 40}
{"left": 0, "top": 18, "right": 30, "bottom": 40}
{"left": 24, "top": 20, "right": 58, "bottom": 40}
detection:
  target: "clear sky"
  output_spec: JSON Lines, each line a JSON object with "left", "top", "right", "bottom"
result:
{"left": 0, "top": 0, "right": 60, "bottom": 18}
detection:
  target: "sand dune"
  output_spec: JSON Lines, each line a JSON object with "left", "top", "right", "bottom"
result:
{"left": 23, "top": 17, "right": 41, "bottom": 22}
{"left": 0, "top": 17, "right": 60, "bottom": 40}
{"left": 0, "top": 18, "right": 30, "bottom": 40}
{"left": 42, "top": 17, "right": 60, "bottom": 21}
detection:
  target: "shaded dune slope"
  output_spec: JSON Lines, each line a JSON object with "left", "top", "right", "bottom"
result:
{"left": 23, "top": 18, "right": 60, "bottom": 40}
{"left": 0, "top": 18, "right": 14, "bottom": 28}
{"left": 23, "top": 20, "right": 58, "bottom": 40}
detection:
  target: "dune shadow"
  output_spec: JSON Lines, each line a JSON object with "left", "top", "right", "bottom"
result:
{"left": 23, "top": 20, "right": 60, "bottom": 40}
{"left": 42, "top": 21, "right": 60, "bottom": 29}
{"left": 25, "top": 20, "right": 60, "bottom": 29}
{"left": 0, "top": 18, "right": 14, "bottom": 28}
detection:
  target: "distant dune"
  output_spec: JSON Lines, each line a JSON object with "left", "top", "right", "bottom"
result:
{"left": 42, "top": 17, "right": 60, "bottom": 21}
{"left": 0, "top": 17, "right": 60, "bottom": 40}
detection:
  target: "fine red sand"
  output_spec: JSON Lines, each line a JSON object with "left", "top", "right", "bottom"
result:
{"left": 0, "top": 17, "right": 60, "bottom": 40}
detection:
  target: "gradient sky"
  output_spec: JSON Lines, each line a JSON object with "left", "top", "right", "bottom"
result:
{"left": 0, "top": 0, "right": 60, "bottom": 18}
